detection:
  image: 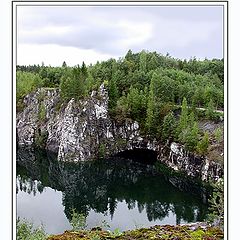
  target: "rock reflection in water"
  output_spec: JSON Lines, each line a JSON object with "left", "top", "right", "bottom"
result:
{"left": 16, "top": 148, "right": 208, "bottom": 233}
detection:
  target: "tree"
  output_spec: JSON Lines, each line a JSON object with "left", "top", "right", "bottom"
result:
{"left": 176, "top": 97, "right": 188, "bottom": 139}
{"left": 108, "top": 72, "right": 119, "bottom": 111}
{"left": 125, "top": 49, "right": 133, "bottom": 61}
{"left": 146, "top": 75, "right": 155, "bottom": 133}
{"left": 184, "top": 122, "right": 199, "bottom": 152}
{"left": 197, "top": 132, "right": 209, "bottom": 155}
{"left": 161, "top": 112, "right": 176, "bottom": 142}
{"left": 148, "top": 52, "right": 159, "bottom": 71}
{"left": 205, "top": 99, "right": 215, "bottom": 120}
{"left": 81, "top": 61, "right": 88, "bottom": 78}
{"left": 62, "top": 61, "right": 67, "bottom": 67}
{"left": 60, "top": 66, "right": 87, "bottom": 101}
{"left": 214, "top": 127, "right": 223, "bottom": 143}
{"left": 139, "top": 50, "right": 147, "bottom": 72}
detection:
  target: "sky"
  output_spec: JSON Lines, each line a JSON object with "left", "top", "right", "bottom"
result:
{"left": 17, "top": 4, "right": 224, "bottom": 66}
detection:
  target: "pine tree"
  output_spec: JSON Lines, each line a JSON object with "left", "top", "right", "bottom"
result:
{"left": 62, "top": 61, "right": 67, "bottom": 68}
{"left": 146, "top": 77, "right": 155, "bottom": 133}
{"left": 197, "top": 132, "right": 209, "bottom": 155}
{"left": 148, "top": 53, "right": 159, "bottom": 71}
{"left": 184, "top": 122, "right": 199, "bottom": 152}
{"left": 81, "top": 61, "right": 88, "bottom": 79}
{"left": 139, "top": 50, "right": 147, "bottom": 72}
{"left": 205, "top": 99, "right": 215, "bottom": 120}
{"left": 176, "top": 97, "right": 188, "bottom": 140}
{"left": 161, "top": 112, "right": 176, "bottom": 142}
{"left": 108, "top": 73, "right": 119, "bottom": 110}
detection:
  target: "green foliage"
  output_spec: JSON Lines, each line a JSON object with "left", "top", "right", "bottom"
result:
{"left": 16, "top": 71, "right": 43, "bottom": 111}
{"left": 108, "top": 72, "right": 119, "bottom": 110}
{"left": 62, "top": 61, "right": 67, "bottom": 67}
{"left": 189, "top": 228, "right": 205, "bottom": 239}
{"left": 114, "top": 95, "right": 130, "bottom": 123}
{"left": 17, "top": 50, "right": 224, "bottom": 152}
{"left": 161, "top": 112, "right": 176, "bottom": 142}
{"left": 214, "top": 127, "right": 223, "bottom": 143}
{"left": 207, "top": 179, "right": 224, "bottom": 228}
{"left": 38, "top": 103, "right": 46, "bottom": 122}
{"left": 197, "top": 132, "right": 209, "bottom": 155}
{"left": 60, "top": 66, "right": 87, "bottom": 101}
{"left": 183, "top": 122, "right": 199, "bottom": 152}
{"left": 139, "top": 50, "right": 147, "bottom": 72}
{"left": 126, "top": 86, "right": 147, "bottom": 125}
{"left": 176, "top": 97, "right": 188, "bottom": 139}
{"left": 17, "top": 218, "right": 47, "bottom": 240}
{"left": 70, "top": 208, "right": 87, "bottom": 231}
{"left": 146, "top": 77, "right": 155, "bottom": 133}
{"left": 35, "top": 129, "right": 49, "bottom": 149}
{"left": 205, "top": 99, "right": 216, "bottom": 120}
{"left": 98, "top": 143, "right": 106, "bottom": 159}
{"left": 111, "top": 228, "right": 122, "bottom": 237}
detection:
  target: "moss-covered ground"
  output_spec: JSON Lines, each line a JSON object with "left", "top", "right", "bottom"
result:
{"left": 48, "top": 224, "right": 223, "bottom": 240}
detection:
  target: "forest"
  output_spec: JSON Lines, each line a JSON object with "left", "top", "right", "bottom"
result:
{"left": 16, "top": 50, "right": 224, "bottom": 156}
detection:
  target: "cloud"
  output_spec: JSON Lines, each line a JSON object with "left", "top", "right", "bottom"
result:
{"left": 17, "top": 43, "right": 114, "bottom": 66}
{"left": 17, "top": 5, "right": 223, "bottom": 65}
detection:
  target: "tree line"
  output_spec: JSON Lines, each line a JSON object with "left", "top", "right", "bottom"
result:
{"left": 16, "top": 50, "right": 224, "bottom": 155}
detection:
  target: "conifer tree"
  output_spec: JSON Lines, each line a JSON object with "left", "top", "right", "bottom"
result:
{"left": 108, "top": 72, "right": 119, "bottom": 110}
{"left": 176, "top": 97, "right": 188, "bottom": 139}
{"left": 146, "top": 76, "right": 155, "bottom": 133}
{"left": 139, "top": 50, "right": 147, "bottom": 72}
{"left": 184, "top": 122, "right": 199, "bottom": 152}
{"left": 197, "top": 132, "right": 209, "bottom": 155}
{"left": 161, "top": 112, "right": 176, "bottom": 142}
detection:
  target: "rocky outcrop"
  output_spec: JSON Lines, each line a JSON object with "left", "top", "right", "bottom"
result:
{"left": 16, "top": 84, "right": 223, "bottom": 183}
{"left": 17, "top": 84, "right": 158, "bottom": 162}
{"left": 159, "top": 142, "right": 223, "bottom": 182}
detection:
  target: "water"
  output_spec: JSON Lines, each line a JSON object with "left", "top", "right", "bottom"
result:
{"left": 16, "top": 148, "right": 208, "bottom": 235}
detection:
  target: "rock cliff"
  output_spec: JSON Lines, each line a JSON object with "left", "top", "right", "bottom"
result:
{"left": 17, "top": 84, "right": 157, "bottom": 162}
{"left": 16, "top": 84, "right": 223, "bottom": 182}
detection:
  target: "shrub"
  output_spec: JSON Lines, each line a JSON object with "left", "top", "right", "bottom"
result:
{"left": 38, "top": 103, "right": 47, "bottom": 122}
{"left": 214, "top": 127, "right": 223, "bottom": 143}
{"left": 70, "top": 208, "right": 87, "bottom": 231}
{"left": 207, "top": 179, "right": 224, "bottom": 228}
{"left": 98, "top": 143, "right": 106, "bottom": 159}
{"left": 17, "top": 218, "right": 47, "bottom": 240}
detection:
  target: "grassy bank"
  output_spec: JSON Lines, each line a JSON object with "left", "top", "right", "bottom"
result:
{"left": 47, "top": 224, "right": 223, "bottom": 240}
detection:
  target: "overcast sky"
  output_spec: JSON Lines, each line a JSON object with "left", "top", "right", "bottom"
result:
{"left": 17, "top": 4, "right": 224, "bottom": 66}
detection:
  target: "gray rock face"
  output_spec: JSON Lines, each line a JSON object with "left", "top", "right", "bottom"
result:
{"left": 16, "top": 84, "right": 157, "bottom": 162}
{"left": 16, "top": 84, "right": 223, "bottom": 182}
{"left": 159, "top": 142, "right": 223, "bottom": 182}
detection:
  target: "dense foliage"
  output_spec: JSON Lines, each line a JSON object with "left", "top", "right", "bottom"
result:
{"left": 16, "top": 50, "right": 224, "bottom": 154}
{"left": 17, "top": 218, "right": 47, "bottom": 240}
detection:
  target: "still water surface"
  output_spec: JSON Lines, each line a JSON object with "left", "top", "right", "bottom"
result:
{"left": 16, "top": 149, "right": 208, "bottom": 234}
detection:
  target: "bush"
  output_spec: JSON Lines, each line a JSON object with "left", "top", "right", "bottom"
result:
{"left": 17, "top": 218, "right": 47, "bottom": 240}
{"left": 207, "top": 179, "right": 224, "bottom": 228}
{"left": 35, "top": 129, "right": 49, "bottom": 149}
{"left": 70, "top": 208, "right": 87, "bottom": 231}
{"left": 98, "top": 143, "right": 106, "bottom": 159}
{"left": 38, "top": 103, "right": 47, "bottom": 122}
{"left": 16, "top": 71, "right": 43, "bottom": 111}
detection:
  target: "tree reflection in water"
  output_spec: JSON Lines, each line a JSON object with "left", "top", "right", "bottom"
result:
{"left": 17, "top": 148, "right": 208, "bottom": 226}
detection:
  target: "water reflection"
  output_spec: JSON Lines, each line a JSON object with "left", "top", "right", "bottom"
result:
{"left": 17, "top": 148, "right": 208, "bottom": 232}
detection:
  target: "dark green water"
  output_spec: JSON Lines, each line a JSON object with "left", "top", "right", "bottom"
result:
{"left": 16, "top": 148, "right": 208, "bottom": 234}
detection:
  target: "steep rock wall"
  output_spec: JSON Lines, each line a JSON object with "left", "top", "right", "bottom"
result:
{"left": 17, "top": 84, "right": 158, "bottom": 162}
{"left": 159, "top": 142, "right": 223, "bottom": 182}
{"left": 16, "top": 84, "right": 223, "bottom": 183}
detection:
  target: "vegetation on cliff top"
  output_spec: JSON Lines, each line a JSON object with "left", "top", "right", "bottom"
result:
{"left": 16, "top": 50, "right": 224, "bottom": 158}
